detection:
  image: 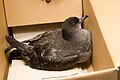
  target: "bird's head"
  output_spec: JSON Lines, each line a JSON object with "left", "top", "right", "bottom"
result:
{"left": 62, "top": 15, "right": 88, "bottom": 41}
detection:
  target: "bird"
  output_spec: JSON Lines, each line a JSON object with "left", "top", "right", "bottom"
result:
{"left": 5, "top": 15, "right": 92, "bottom": 71}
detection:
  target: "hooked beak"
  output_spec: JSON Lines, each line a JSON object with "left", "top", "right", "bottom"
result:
{"left": 79, "top": 15, "right": 88, "bottom": 23}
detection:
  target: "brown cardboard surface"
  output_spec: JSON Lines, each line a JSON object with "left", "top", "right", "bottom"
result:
{"left": 4, "top": 0, "right": 82, "bottom": 27}
{"left": 86, "top": 0, "right": 120, "bottom": 67}
{"left": 83, "top": 0, "right": 114, "bottom": 71}
{"left": 91, "top": 0, "right": 120, "bottom": 66}
{"left": 0, "top": 0, "right": 9, "bottom": 80}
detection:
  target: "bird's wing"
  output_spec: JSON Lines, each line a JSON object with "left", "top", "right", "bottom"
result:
{"left": 22, "top": 30, "right": 58, "bottom": 44}
{"left": 22, "top": 34, "right": 42, "bottom": 43}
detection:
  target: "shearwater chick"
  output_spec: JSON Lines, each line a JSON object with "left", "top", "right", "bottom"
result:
{"left": 5, "top": 15, "right": 92, "bottom": 71}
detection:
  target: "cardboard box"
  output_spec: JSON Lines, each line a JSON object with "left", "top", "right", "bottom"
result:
{"left": 0, "top": 0, "right": 120, "bottom": 80}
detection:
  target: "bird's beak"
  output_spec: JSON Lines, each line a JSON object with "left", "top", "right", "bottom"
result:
{"left": 79, "top": 15, "right": 88, "bottom": 23}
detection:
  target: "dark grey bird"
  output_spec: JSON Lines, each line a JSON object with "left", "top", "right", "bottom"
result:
{"left": 5, "top": 15, "right": 92, "bottom": 71}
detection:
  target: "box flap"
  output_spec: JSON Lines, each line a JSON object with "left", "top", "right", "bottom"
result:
{"left": 85, "top": 0, "right": 120, "bottom": 67}
{"left": 4, "top": 0, "right": 82, "bottom": 27}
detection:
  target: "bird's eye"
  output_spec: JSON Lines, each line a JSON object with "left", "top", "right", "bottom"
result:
{"left": 72, "top": 22, "right": 76, "bottom": 26}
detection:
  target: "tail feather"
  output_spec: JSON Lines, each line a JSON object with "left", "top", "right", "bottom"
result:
{"left": 6, "top": 36, "right": 28, "bottom": 49}
{"left": 5, "top": 35, "right": 34, "bottom": 57}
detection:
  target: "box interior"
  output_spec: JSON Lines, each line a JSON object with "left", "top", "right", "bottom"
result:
{"left": 0, "top": 0, "right": 119, "bottom": 80}
{"left": 11, "top": 19, "right": 115, "bottom": 72}
{"left": 7, "top": 17, "right": 115, "bottom": 79}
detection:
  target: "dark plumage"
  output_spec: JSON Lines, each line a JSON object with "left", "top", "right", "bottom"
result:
{"left": 5, "top": 15, "right": 92, "bottom": 71}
